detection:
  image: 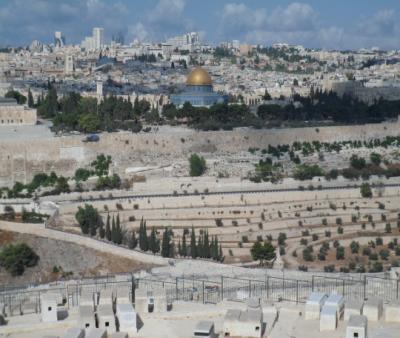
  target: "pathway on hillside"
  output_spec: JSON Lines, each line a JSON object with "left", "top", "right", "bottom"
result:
{"left": 0, "top": 220, "right": 168, "bottom": 265}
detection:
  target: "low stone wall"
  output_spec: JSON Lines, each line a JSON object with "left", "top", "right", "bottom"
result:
{"left": 0, "top": 121, "right": 399, "bottom": 187}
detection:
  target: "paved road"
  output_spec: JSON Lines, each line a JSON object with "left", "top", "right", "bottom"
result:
{"left": 0, "top": 220, "right": 168, "bottom": 265}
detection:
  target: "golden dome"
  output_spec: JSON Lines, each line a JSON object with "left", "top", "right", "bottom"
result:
{"left": 186, "top": 67, "right": 212, "bottom": 86}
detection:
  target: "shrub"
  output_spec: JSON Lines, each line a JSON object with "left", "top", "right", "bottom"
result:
{"left": 215, "top": 219, "right": 223, "bottom": 227}
{"left": 312, "top": 234, "right": 319, "bottom": 241}
{"left": 360, "top": 183, "right": 372, "bottom": 198}
{"left": 325, "top": 230, "right": 331, "bottom": 237}
{"left": 75, "top": 204, "right": 103, "bottom": 236}
{"left": 189, "top": 154, "right": 207, "bottom": 176}
{"left": 336, "top": 246, "right": 345, "bottom": 260}
{"left": 324, "top": 265, "right": 335, "bottom": 272}
{"left": 0, "top": 243, "right": 39, "bottom": 276}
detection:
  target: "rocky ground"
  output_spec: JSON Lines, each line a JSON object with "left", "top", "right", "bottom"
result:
{"left": 0, "top": 230, "right": 155, "bottom": 287}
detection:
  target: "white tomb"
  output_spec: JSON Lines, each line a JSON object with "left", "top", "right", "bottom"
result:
{"left": 60, "top": 327, "right": 85, "bottom": 338}
{"left": 325, "top": 294, "right": 345, "bottom": 319}
{"left": 78, "top": 305, "right": 95, "bottom": 332}
{"left": 116, "top": 303, "right": 137, "bottom": 335}
{"left": 344, "top": 300, "right": 364, "bottom": 321}
{"left": 40, "top": 294, "right": 58, "bottom": 323}
{"left": 109, "top": 333, "right": 129, "bottom": 338}
{"left": 346, "top": 315, "right": 367, "bottom": 338}
{"left": 80, "top": 290, "right": 95, "bottom": 309}
{"left": 223, "top": 300, "right": 263, "bottom": 338}
{"left": 305, "top": 292, "right": 327, "bottom": 320}
{"left": 97, "top": 304, "right": 116, "bottom": 335}
{"left": 363, "top": 299, "right": 383, "bottom": 321}
{"left": 134, "top": 288, "right": 149, "bottom": 313}
{"left": 320, "top": 305, "right": 337, "bottom": 331}
{"left": 153, "top": 288, "right": 168, "bottom": 313}
{"left": 384, "top": 300, "right": 400, "bottom": 322}
{"left": 99, "top": 289, "right": 114, "bottom": 306}
{"left": 193, "top": 320, "right": 217, "bottom": 338}
{"left": 85, "top": 328, "right": 107, "bottom": 338}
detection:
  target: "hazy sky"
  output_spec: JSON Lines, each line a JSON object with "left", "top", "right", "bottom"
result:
{"left": 1, "top": 0, "right": 400, "bottom": 50}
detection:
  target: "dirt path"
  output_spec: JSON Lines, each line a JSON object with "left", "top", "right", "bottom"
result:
{"left": 0, "top": 220, "right": 168, "bottom": 265}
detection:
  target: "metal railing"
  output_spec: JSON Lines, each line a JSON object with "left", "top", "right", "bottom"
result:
{"left": 0, "top": 273, "right": 399, "bottom": 317}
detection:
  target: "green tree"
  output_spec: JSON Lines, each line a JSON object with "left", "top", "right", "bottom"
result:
{"left": 129, "top": 230, "right": 138, "bottom": 249}
{"left": 5, "top": 90, "right": 27, "bottom": 104}
{"left": 370, "top": 152, "right": 382, "bottom": 166}
{"left": 79, "top": 113, "right": 101, "bottom": 133}
{"left": 360, "top": 183, "right": 372, "bottom": 198}
{"left": 91, "top": 154, "right": 112, "bottom": 177}
{"left": 250, "top": 241, "right": 276, "bottom": 265}
{"left": 139, "top": 218, "right": 149, "bottom": 251}
{"left": 111, "top": 215, "right": 116, "bottom": 243}
{"left": 0, "top": 243, "right": 39, "bottom": 276}
{"left": 190, "top": 227, "right": 197, "bottom": 258}
{"left": 27, "top": 88, "right": 34, "bottom": 107}
{"left": 37, "top": 85, "right": 58, "bottom": 118}
{"left": 105, "top": 214, "right": 111, "bottom": 241}
{"left": 181, "top": 233, "right": 187, "bottom": 257}
{"left": 189, "top": 154, "right": 207, "bottom": 176}
{"left": 161, "top": 228, "right": 171, "bottom": 257}
{"left": 149, "top": 227, "right": 159, "bottom": 254}
{"left": 75, "top": 204, "right": 102, "bottom": 236}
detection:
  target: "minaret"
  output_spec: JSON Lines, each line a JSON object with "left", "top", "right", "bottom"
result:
{"left": 96, "top": 78, "right": 103, "bottom": 101}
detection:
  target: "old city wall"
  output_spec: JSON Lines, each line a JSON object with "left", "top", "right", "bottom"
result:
{"left": 0, "top": 121, "right": 399, "bottom": 187}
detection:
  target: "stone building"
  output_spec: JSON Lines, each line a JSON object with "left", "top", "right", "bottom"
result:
{"left": 0, "top": 98, "right": 37, "bottom": 125}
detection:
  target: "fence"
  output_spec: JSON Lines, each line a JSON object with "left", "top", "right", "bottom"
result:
{"left": 0, "top": 273, "right": 399, "bottom": 317}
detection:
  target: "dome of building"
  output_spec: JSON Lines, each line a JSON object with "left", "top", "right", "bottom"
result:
{"left": 186, "top": 67, "right": 212, "bottom": 86}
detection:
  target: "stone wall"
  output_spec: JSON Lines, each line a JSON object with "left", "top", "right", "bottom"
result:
{"left": 0, "top": 121, "right": 399, "bottom": 187}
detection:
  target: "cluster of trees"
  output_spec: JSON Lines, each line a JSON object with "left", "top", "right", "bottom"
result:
{"left": 0, "top": 243, "right": 39, "bottom": 276}
{"left": 185, "top": 228, "right": 223, "bottom": 261}
{"left": 101, "top": 214, "right": 123, "bottom": 244}
{"left": 134, "top": 54, "right": 157, "bottom": 63}
{"left": 38, "top": 88, "right": 148, "bottom": 133}
{"left": 75, "top": 204, "right": 103, "bottom": 236}
{"left": 132, "top": 220, "right": 223, "bottom": 261}
{"left": 74, "top": 154, "right": 122, "bottom": 191}
{"left": 257, "top": 90, "right": 400, "bottom": 124}
{"left": 21, "top": 209, "right": 49, "bottom": 223}
{"left": 5, "top": 90, "right": 27, "bottom": 105}
{"left": 250, "top": 158, "right": 282, "bottom": 183}
{"left": 4, "top": 172, "right": 69, "bottom": 198}
{"left": 162, "top": 102, "right": 262, "bottom": 130}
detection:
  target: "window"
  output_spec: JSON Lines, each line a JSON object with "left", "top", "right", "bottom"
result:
{"left": 354, "top": 334, "right": 358, "bottom": 338}
{"left": 48, "top": 307, "right": 52, "bottom": 311}
{"left": 85, "top": 323, "right": 90, "bottom": 328}
{"left": 105, "top": 322, "right": 109, "bottom": 327}
{"left": 255, "top": 326, "right": 260, "bottom": 331}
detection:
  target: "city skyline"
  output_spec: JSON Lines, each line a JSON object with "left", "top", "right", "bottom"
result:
{"left": 0, "top": 0, "right": 400, "bottom": 50}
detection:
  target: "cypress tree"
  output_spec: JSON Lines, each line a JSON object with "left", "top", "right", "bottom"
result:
{"left": 129, "top": 230, "right": 137, "bottom": 249}
{"left": 178, "top": 240, "right": 182, "bottom": 256}
{"left": 190, "top": 227, "right": 197, "bottom": 258}
{"left": 219, "top": 244, "right": 223, "bottom": 262}
{"left": 204, "top": 230, "right": 210, "bottom": 258}
{"left": 139, "top": 218, "right": 149, "bottom": 251}
{"left": 169, "top": 241, "right": 175, "bottom": 258}
{"left": 105, "top": 214, "right": 111, "bottom": 241}
{"left": 161, "top": 228, "right": 170, "bottom": 257}
{"left": 116, "top": 214, "right": 122, "bottom": 244}
{"left": 28, "top": 88, "right": 34, "bottom": 108}
{"left": 99, "top": 222, "right": 105, "bottom": 239}
{"left": 111, "top": 215, "right": 116, "bottom": 243}
{"left": 182, "top": 233, "right": 187, "bottom": 257}
{"left": 198, "top": 234, "right": 203, "bottom": 258}
{"left": 149, "top": 227, "right": 158, "bottom": 254}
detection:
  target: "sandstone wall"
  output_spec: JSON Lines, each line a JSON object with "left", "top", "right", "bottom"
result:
{"left": 0, "top": 121, "right": 399, "bottom": 187}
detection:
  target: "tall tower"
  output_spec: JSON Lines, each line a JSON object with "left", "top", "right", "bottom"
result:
{"left": 54, "top": 31, "right": 65, "bottom": 47}
{"left": 65, "top": 55, "right": 74, "bottom": 74}
{"left": 92, "top": 27, "right": 104, "bottom": 50}
{"left": 96, "top": 78, "right": 103, "bottom": 100}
